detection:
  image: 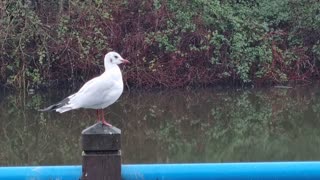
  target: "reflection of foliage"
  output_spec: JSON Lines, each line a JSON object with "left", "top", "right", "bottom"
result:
{"left": 1, "top": 86, "right": 320, "bottom": 165}
{"left": 120, "top": 87, "right": 320, "bottom": 163}
{"left": 0, "top": 91, "right": 90, "bottom": 165}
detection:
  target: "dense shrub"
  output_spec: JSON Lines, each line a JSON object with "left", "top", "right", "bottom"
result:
{"left": 0, "top": 0, "right": 319, "bottom": 89}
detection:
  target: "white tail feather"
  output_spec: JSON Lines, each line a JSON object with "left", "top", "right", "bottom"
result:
{"left": 56, "top": 106, "right": 73, "bottom": 113}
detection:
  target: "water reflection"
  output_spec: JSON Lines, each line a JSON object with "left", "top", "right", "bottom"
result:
{"left": 1, "top": 86, "right": 320, "bottom": 166}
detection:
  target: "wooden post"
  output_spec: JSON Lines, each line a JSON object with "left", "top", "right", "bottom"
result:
{"left": 81, "top": 122, "right": 121, "bottom": 180}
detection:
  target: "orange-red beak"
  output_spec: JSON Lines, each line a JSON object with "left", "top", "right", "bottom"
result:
{"left": 121, "top": 59, "right": 130, "bottom": 64}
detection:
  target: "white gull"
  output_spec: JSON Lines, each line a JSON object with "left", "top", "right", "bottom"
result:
{"left": 40, "top": 51, "right": 129, "bottom": 126}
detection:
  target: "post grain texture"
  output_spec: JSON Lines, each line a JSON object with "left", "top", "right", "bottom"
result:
{"left": 81, "top": 122, "right": 121, "bottom": 180}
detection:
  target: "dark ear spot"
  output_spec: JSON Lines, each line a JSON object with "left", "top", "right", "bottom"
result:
{"left": 110, "top": 58, "right": 113, "bottom": 63}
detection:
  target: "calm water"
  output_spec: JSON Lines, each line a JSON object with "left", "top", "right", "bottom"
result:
{"left": 1, "top": 85, "right": 320, "bottom": 166}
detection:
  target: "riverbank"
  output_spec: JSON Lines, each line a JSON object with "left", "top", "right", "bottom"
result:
{"left": 1, "top": 0, "right": 319, "bottom": 90}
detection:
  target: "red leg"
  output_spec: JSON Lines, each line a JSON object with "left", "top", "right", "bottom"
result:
{"left": 101, "top": 110, "right": 112, "bottom": 127}
{"left": 96, "top": 109, "right": 101, "bottom": 122}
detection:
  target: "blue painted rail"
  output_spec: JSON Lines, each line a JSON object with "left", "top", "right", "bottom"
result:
{"left": 1, "top": 162, "right": 320, "bottom": 180}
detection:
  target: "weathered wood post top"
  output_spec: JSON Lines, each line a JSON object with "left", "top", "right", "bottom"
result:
{"left": 81, "top": 122, "right": 121, "bottom": 180}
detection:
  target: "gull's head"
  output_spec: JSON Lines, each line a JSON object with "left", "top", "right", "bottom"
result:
{"left": 104, "top": 51, "right": 130, "bottom": 67}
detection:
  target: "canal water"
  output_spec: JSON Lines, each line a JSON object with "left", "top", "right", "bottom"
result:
{"left": 1, "top": 85, "right": 320, "bottom": 166}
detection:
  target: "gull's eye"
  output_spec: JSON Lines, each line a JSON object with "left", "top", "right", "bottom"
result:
{"left": 114, "top": 55, "right": 118, "bottom": 59}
